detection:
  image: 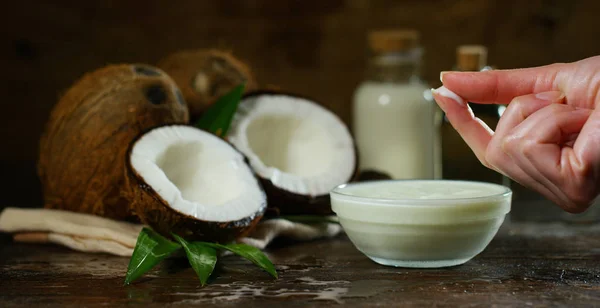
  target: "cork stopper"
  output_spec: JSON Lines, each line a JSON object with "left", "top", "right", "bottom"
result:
{"left": 456, "top": 45, "right": 487, "bottom": 71}
{"left": 368, "top": 29, "right": 420, "bottom": 53}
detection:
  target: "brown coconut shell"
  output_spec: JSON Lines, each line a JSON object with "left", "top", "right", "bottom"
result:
{"left": 157, "top": 49, "right": 258, "bottom": 122}
{"left": 260, "top": 160, "right": 360, "bottom": 217}
{"left": 356, "top": 170, "right": 393, "bottom": 182}
{"left": 234, "top": 90, "right": 360, "bottom": 217}
{"left": 38, "top": 64, "right": 189, "bottom": 221}
{"left": 124, "top": 125, "right": 265, "bottom": 242}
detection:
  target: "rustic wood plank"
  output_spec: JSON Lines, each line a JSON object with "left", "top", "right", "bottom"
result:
{"left": 1, "top": 221, "right": 599, "bottom": 307}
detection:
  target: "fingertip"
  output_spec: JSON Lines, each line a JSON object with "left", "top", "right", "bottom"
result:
{"left": 440, "top": 71, "right": 464, "bottom": 85}
{"left": 440, "top": 71, "right": 449, "bottom": 83}
{"left": 432, "top": 86, "right": 467, "bottom": 107}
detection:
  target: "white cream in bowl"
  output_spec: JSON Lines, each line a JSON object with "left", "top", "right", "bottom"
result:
{"left": 330, "top": 180, "right": 511, "bottom": 268}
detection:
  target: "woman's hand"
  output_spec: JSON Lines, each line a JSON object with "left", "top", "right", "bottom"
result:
{"left": 432, "top": 55, "right": 600, "bottom": 213}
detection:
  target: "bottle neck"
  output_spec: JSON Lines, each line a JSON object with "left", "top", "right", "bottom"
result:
{"left": 453, "top": 64, "right": 500, "bottom": 119}
{"left": 365, "top": 50, "right": 422, "bottom": 83}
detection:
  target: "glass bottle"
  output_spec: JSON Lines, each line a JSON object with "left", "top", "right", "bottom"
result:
{"left": 352, "top": 29, "right": 441, "bottom": 180}
{"left": 441, "top": 45, "right": 506, "bottom": 185}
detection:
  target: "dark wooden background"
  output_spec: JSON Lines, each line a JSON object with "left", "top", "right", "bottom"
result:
{"left": 2, "top": 0, "right": 600, "bottom": 209}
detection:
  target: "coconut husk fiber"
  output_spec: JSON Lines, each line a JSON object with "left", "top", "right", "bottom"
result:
{"left": 157, "top": 49, "right": 257, "bottom": 122}
{"left": 38, "top": 64, "right": 189, "bottom": 221}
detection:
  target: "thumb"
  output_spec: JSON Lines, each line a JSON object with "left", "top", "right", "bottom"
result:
{"left": 441, "top": 63, "right": 570, "bottom": 105}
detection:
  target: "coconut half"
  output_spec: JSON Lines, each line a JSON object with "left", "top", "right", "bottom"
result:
{"left": 126, "top": 125, "right": 266, "bottom": 242}
{"left": 227, "top": 92, "right": 357, "bottom": 215}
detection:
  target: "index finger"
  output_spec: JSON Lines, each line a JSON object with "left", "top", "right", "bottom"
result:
{"left": 441, "top": 63, "right": 569, "bottom": 105}
{"left": 432, "top": 86, "right": 493, "bottom": 166}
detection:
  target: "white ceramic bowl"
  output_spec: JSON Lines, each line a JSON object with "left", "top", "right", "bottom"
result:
{"left": 330, "top": 180, "right": 511, "bottom": 268}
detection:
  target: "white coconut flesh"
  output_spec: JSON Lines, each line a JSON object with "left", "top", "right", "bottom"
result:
{"left": 130, "top": 125, "right": 265, "bottom": 222}
{"left": 228, "top": 94, "right": 356, "bottom": 196}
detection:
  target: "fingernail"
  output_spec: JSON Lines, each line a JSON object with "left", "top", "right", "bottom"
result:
{"left": 440, "top": 71, "right": 449, "bottom": 83}
{"left": 534, "top": 91, "right": 565, "bottom": 102}
{"left": 432, "top": 86, "right": 466, "bottom": 106}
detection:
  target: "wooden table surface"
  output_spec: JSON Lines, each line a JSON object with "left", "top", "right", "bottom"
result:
{"left": 1, "top": 219, "right": 599, "bottom": 307}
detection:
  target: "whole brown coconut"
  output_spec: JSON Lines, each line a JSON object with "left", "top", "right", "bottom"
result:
{"left": 38, "top": 64, "right": 189, "bottom": 220}
{"left": 157, "top": 49, "right": 257, "bottom": 122}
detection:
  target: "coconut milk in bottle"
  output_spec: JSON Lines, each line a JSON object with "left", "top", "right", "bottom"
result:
{"left": 352, "top": 29, "right": 441, "bottom": 180}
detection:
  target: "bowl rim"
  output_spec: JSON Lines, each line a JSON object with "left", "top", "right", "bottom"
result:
{"left": 330, "top": 179, "right": 512, "bottom": 206}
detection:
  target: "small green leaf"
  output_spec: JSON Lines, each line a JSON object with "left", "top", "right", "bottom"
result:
{"left": 279, "top": 215, "right": 340, "bottom": 225}
{"left": 207, "top": 243, "right": 278, "bottom": 279}
{"left": 124, "top": 228, "right": 181, "bottom": 285}
{"left": 172, "top": 234, "right": 218, "bottom": 286}
{"left": 195, "top": 84, "right": 245, "bottom": 137}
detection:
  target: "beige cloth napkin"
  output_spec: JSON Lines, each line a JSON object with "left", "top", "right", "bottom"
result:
{"left": 0, "top": 207, "right": 342, "bottom": 257}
